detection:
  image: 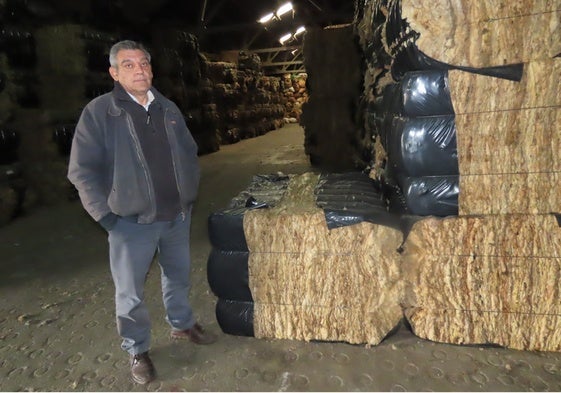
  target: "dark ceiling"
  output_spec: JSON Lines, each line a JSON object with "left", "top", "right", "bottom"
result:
{"left": 3, "top": 0, "right": 355, "bottom": 50}
{"left": 2, "top": 0, "right": 355, "bottom": 74}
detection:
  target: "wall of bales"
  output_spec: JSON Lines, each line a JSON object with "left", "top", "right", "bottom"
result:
{"left": 281, "top": 73, "right": 308, "bottom": 122}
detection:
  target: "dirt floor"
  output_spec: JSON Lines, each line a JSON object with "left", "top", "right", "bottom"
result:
{"left": 1, "top": 123, "right": 561, "bottom": 391}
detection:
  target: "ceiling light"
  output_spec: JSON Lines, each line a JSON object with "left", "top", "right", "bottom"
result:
{"left": 276, "top": 2, "right": 293, "bottom": 17}
{"left": 258, "top": 12, "right": 274, "bottom": 24}
{"left": 279, "top": 33, "right": 292, "bottom": 45}
{"left": 294, "top": 26, "right": 306, "bottom": 36}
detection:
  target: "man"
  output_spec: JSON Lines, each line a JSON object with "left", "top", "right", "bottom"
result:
{"left": 68, "top": 40, "right": 216, "bottom": 385}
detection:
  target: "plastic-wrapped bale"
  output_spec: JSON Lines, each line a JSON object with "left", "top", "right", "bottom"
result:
{"left": 208, "top": 174, "right": 291, "bottom": 336}
{"left": 380, "top": 71, "right": 459, "bottom": 216}
{"left": 447, "top": 58, "right": 561, "bottom": 215}
{"left": 216, "top": 299, "right": 254, "bottom": 337}
{"left": 386, "top": 115, "right": 458, "bottom": 177}
{"left": 243, "top": 172, "right": 403, "bottom": 345}
{"left": 388, "top": 175, "right": 459, "bottom": 217}
{"left": 402, "top": 214, "right": 561, "bottom": 352}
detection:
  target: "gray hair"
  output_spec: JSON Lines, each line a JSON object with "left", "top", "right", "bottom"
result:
{"left": 109, "top": 40, "right": 151, "bottom": 68}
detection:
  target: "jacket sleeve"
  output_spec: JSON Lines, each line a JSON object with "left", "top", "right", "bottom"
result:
{"left": 67, "top": 103, "right": 112, "bottom": 222}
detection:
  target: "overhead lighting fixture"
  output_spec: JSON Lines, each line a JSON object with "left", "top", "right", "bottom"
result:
{"left": 294, "top": 26, "right": 306, "bottom": 36}
{"left": 258, "top": 2, "right": 293, "bottom": 24}
{"left": 279, "top": 33, "right": 292, "bottom": 45}
{"left": 276, "top": 2, "right": 293, "bottom": 17}
{"left": 279, "top": 26, "right": 306, "bottom": 45}
{"left": 258, "top": 12, "right": 274, "bottom": 24}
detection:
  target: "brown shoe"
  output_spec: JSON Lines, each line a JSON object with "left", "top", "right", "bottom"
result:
{"left": 170, "top": 323, "right": 217, "bottom": 345}
{"left": 130, "top": 352, "right": 156, "bottom": 385}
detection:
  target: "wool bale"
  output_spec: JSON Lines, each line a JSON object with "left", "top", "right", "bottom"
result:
{"left": 35, "top": 24, "right": 86, "bottom": 121}
{"left": 244, "top": 173, "right": 403, "bottom": 345}
{"left": 446, "top": 59, "right": 561, "bottom": 214}
{"left": 402, "top": 214, "right": 561, "bottom": 351}
{"left": 401, "top": 0, "right": 561, "bottom": 67}
{"left": 0, "top": 183, "right": 18, "bottom": 225}
{"left": 449, "top": 59, "right": 561, "bottom": 113}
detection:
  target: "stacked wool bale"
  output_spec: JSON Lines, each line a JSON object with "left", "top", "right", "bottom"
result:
{"left": 300, "top": 24, "right": 369, "bottom": 171}
{"left": 82, "top": 31, "right": 115, "bottom": 101}
{"left": 201, "top": 53, "right": 285, "bottom": 144}
{"left": 151, "top": 30, "right": 220, "bottom": 155}
{"left": 202, "top": 60, "right": 242, "bottom": 144}
{"left": 356, "top": 0, "right": 561, "bottom": 351}
{"left": 35, "top": 25, "right": 86, "bottom": 123}
{"left": 374, "top": 70, "right": 460, "bottom": 216}
{"left": 403, "top": 214, "right": 561, "bottom": 351}
{"left": 0, "top": 129, "right": 25, "bottom": 226}
{"left": 244, "top": 173, "right": 403, "bottom": 344}
{"left": 25, "top": 24, "right": 88, "bottom": 204}
{"left": 236, "top": 52, "right": 284, "bottom": 139}
{"left": 281, "top": 73, "right": 308, "bottom": 122}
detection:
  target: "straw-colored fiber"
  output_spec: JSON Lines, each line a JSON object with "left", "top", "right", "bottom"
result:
{"left": 455, "top": 108, "right": 561, "bottom": 175}
{"left": 255, "top": 302, "right": 403, "bottom": 345}
{"left": 403, "top": 215, "right": 561, "bottom": 258}
{"left": 449, "top": 59, "right": 561, "bottom": 114}
{"left": 448, "top": 59, "right": 561, "bottom": 215}
{"left": 402, "top": 0, "right": 558, "bottom": 26}
{"left": 402, "top": 214, "right": 561, "bottom": 351}
{"left": 244, "top": 173, "right": 404, "bottom": 344}
{"left": 405, "top": 308, "right": 561, "bottom": 352}
{"left": 459, "top": 171, "right": 561, "bottom": 215}
{"left": 401, "top": 1, "right": 561, "bottom": 67}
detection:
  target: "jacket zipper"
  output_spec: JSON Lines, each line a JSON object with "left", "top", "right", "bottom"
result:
{"left": 125, "top": 112, "right": 156, "bottom": 221}
{"left": 164, "top": 108, "right": 187, "bottom": 220}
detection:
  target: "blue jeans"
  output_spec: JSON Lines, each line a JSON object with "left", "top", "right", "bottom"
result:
{"left": 107, "top": 211, "right": 195, "bottom": 355}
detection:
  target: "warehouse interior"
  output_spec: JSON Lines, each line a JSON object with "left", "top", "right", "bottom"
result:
{"left": 2, "top": 0, "right": 561, "bottom": 391}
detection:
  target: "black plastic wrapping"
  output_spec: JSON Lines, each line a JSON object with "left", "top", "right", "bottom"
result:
{"left": 208, "top": 174, "right": 290, "bottom": 251}
{"left": 392, "top": 43, "right": 524, "bottom": 82}
{"left": 215, "top": 298, "right": 254, "bottom": 337}
{"left": 384, "top": 0, "right": 524, "bottom": 82}
{"left": 389, "top": 175, "right": 459, "bottom": 216}
{"left": 0, "top": 71, "right": 6, "bottom": 93}
{"left": 387, "top": 115, "right": 458, "bottom": 177}
{"left": 388, "top": 70, "right": 455, "bottom": 117}
{"left": 207, "top": 249, "right": 252, "bottom": 302}
{"left": 208, "top": 210, "right": 248, "bottom": 252}
{"left": 315, "top": 172, "right": 402, "bottom": 230}
{"left": 0, "top": 129, "right": 20, "bottom": 165}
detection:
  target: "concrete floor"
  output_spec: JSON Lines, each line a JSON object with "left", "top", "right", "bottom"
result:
{"left": 2, "top": 123, "right": 561, "bottom": 391}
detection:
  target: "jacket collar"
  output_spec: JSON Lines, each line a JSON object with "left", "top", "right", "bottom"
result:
{"left": 108, "top": 82, "right": 166, "bottom": 116}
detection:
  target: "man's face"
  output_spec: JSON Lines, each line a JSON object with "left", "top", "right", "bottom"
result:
{"left": 109, "top": 49, "right": 153, "bottom": 96}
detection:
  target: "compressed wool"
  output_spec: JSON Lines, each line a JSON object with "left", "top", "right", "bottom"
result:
{"left": 446, "top": 59, "right": 561, "bottom": 215}
{"left": 401, "top": 0, "right": 561, "bottom": 67}
{"left": 244, "top": 173, "right": 403, "bottom": 345}
{"left": 459, "top": 172, "right": 561, "bottom": 215}
{"left": 301, "top": 24, "right": 365, "bottom": 170}
{"left": 303, "top": 24, "right": 362, "bottom": 97}
{"left": 402, "top": 214, "right": 561, "bottom": 351}
{"left": 35, "top": 24, "right": 86, "bottom": 120}
{"left": 449, "top": 59, "right": 561, "bottom": 113}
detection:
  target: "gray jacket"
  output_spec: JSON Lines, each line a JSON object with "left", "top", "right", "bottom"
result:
{"left": 67, "top": 86, "right": 200, "bottom": 224}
